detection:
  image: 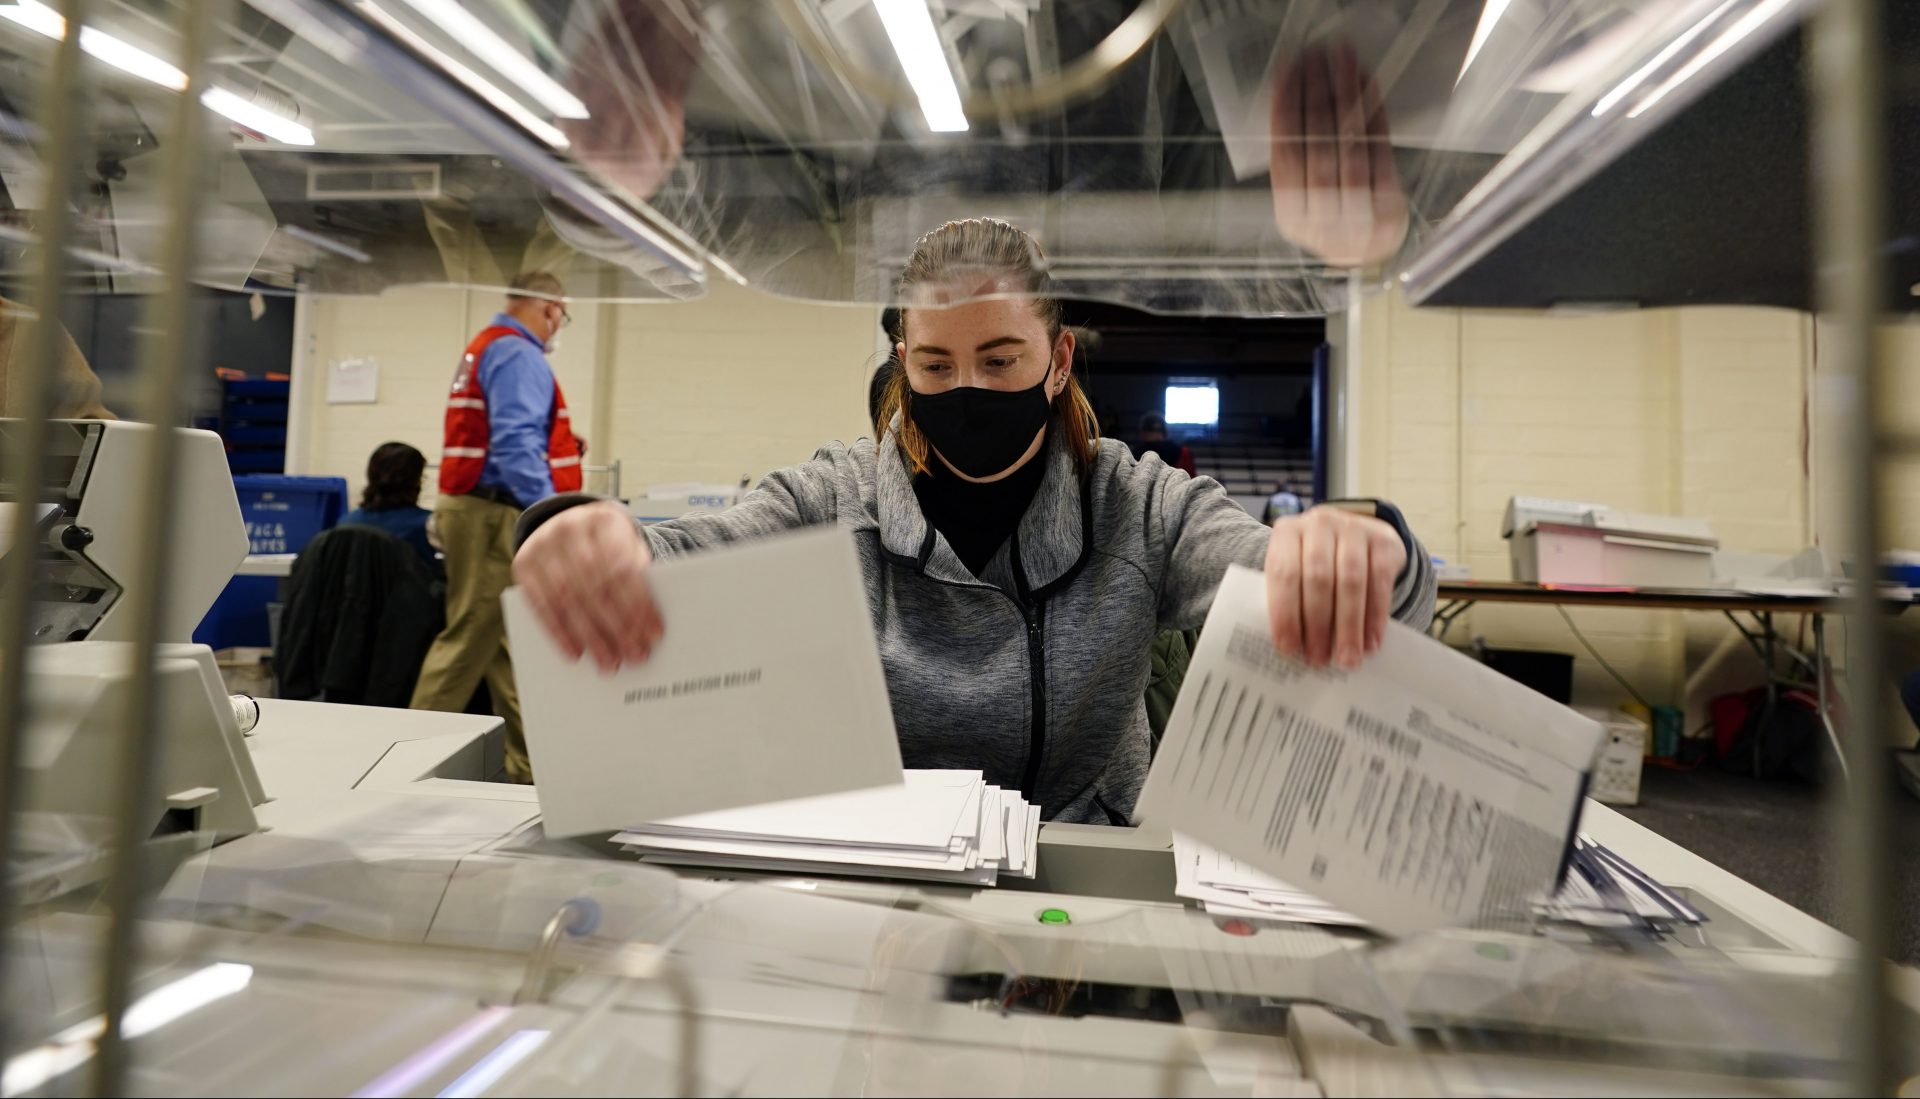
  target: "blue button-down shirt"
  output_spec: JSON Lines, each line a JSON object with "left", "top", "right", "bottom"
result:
{"left": 475, "top": 314, "right": 557, "bottom": 508}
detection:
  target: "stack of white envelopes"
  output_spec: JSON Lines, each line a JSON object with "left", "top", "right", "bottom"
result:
{"left": 1173, "top": 835, "right": 1369, "bottom": 927}
{"left": 1174, "top": 834, "right": 1705, "bottom": 931}
{"left": 614, "top": 770, "right": 1040, "bottom": 886}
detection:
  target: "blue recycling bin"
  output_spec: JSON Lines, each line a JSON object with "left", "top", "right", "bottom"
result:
{"left": 193, "top": 475, "right": 348, "bottom": 650}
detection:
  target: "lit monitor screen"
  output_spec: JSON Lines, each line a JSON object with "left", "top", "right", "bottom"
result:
{"left": 1165, "top": 384, "right": 1219, "bottom": 427}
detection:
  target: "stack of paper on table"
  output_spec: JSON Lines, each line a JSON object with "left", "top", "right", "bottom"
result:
{"left": 1175, "top": 834, "right": 1704, "bottom": 931}
{"left": 614, "top": 770, "right": 1040, "bottom": 887}
{"left": 1173, "top": 834, "right": 1369, "bottom": 927}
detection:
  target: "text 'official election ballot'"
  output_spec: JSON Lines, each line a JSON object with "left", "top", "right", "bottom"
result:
{"left": 501, "top": 526, "right": 904, "bottom": 836}
{"left": 1136, "top": 565, "right": 1603, "bottom": 938}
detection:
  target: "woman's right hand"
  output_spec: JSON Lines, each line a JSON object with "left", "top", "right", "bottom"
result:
{"left": 513, "top": 501, "right": 663, "bottom": 671}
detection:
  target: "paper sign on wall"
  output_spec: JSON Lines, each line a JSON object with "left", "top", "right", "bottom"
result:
{"left": 327, "top": 357, "right": 379, "bottom": 404}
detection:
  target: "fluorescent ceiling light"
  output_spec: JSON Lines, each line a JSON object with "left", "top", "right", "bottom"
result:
{"left": 351, "top": 1006, "right": 509, "bottom": 1099}
{"left": 0, "top": 1, "right": 312, "bottom": 144}
{"left": 872, "top": 0, "right": 968, "bottom": 133}
{"left": 707, "top": 252, "right": 749, "bottom": 285}
{"left": 0, "top": 0, "right": 184, "bottom": 89}
{"left": 390, "top": 0, "right": 587, "bottom": 119}
{"left": 121, "top": 962, "right": 254, "bottom": 1036}
{"left": 0, "top": 223, "right": 159, "bottom": 273}
{"left": 0, "top": 0, "right": 58, "bottom": 37}
{"left": 1626, "top": 0, "right": 1792, "bottom": 120}
{"left": 1456, "top": 0, "right": 1514, "bottom": 85}
{"left": 281, "top": 223, "right": 370, "bottom": 263}
{"left": 354, "top": 0, "right": 568, "bottom": 149}
{"left": 436, "top": 1030, "right": 551, "bottom": 1099}
{"left": 203, "top": 86, "right": 314, "bottom": 145}
{"left": 1591, "top": 0, "right": 1738, "bottom": 116}
{"left": 76, "top": 23, "right": 183, "bottom": 88}
{"left": 1, "top": 963, "right": 252, "bottom": 1097}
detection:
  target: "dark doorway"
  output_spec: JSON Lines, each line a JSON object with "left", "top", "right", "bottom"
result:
{"left": 1066, "top": 300, "right": 1326, "bottom": 519}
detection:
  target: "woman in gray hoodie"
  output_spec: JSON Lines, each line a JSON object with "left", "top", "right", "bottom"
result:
{"left": 513, "top": 218, "right": 1434, "bottom": 824}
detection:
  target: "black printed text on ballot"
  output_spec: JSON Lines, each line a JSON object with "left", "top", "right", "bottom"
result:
{"left": 1165, "top": 625, "right": 1559, "bottom": 919}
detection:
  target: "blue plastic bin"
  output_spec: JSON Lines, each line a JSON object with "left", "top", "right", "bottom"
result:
{"left": 1884, "top": 561, "right": 1920, "bottom": 589}
{"left": 195, "top": 575, "right": 283, "bottom": 651}
{"left": 230, "top": 474, "right": 347, "bottom": 555}
{"left": 193, "top": 475, "right": 348, "bottom": 649}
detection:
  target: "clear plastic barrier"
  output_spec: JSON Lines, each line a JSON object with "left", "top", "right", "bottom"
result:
{"left": 6, "top": 828, "right": 1879, "bottom": 1096}
{"left": 0, "top": 666, "right": 1888, "bottom": 1094}
{"left": 0, "top": 0, "right": 1808, "bottom": 310}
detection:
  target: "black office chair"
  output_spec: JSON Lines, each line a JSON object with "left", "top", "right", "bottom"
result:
{"left": 277, "top": 524, "right": 444, "bottom": 707}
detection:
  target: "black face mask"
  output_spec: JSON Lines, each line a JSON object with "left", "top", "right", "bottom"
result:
{"left": 910, "top": 357, "right": 1054, "bottom": 479}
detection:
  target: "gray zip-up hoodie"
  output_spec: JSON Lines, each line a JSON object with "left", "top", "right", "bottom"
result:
{"left": 532, "top": 433, "right": 1434, "bottom": 823}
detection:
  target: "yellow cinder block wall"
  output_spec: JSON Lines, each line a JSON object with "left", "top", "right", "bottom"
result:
{"left": 1338, "top": 289, "right": 1920, "bottom": 725}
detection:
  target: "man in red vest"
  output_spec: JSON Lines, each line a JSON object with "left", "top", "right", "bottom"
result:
{"left": 410, "top": 271, "right": 582, "bottom": 782}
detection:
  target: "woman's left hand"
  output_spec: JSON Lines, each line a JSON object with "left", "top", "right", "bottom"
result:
{"left": 1264, "top": 505, "right": 1405, "bottom": 670}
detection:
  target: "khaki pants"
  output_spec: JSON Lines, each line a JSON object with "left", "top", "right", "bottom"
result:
{"left": 410, "top": 494, "right": 530, "bottom": 782}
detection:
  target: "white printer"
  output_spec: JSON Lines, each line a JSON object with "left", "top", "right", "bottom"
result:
{"left": 1503, "top": 496, "right": 1720, "bottom": 588}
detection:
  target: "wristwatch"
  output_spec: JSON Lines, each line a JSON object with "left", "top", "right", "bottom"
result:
{"left": 1318, "top": 498, "right": 1416, "bottom": 577}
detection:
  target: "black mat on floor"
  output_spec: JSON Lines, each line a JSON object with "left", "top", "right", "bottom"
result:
{"left": 1616, "top": 763, "right": 1920, "bottom": 964}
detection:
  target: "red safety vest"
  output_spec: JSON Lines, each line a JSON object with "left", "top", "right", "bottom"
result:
{"left": 439, "top": 325, "right": 583, "bottom": 499}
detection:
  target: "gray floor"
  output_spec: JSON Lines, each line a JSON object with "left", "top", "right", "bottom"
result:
{"left": 1618, "top": 761, "right": 1920, "bottom": 964}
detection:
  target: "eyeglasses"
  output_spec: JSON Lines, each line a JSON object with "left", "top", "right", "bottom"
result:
{"left": 556, "top": 308, "right": 572, "bottom": 329}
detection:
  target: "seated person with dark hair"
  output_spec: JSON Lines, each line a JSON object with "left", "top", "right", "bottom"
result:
{"left": 1127, "top": 413, "right": 1197, "bottom": 477}
{"left": 340, "top": 441, "right": 438, "bottom": 570}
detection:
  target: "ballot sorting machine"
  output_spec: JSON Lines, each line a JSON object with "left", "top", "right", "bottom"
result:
{"left": 1, "top": 0, "right": 1917, "bottom": 1095}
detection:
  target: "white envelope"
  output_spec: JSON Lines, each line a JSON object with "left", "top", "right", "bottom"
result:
{"left": 503, "top": 526, "right": 905, "bottom": 836}
{"left": 629, "top": 769, "right": 984, "bottom": 850}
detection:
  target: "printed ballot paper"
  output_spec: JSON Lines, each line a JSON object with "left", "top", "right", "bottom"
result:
{"left": 1136, "top": 565, "right": 1603, "bottom": 937}
{"left": 501, "top": 526, "right": 904, "bottom": 836}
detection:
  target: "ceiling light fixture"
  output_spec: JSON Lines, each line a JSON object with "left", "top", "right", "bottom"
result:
{"left": 354, "top": 0, "right": 568, "bottom": 149}
{"left": 202, "top": 86, "right": 315, "bottom": 145}
{"left": 1456, "top": 0, "right": 1514, "bottom": 85}
{"left": 388, "top": 0, "right": 587, "bottom": 119}
{"left": 0, "top": 1, "right": 314, "bottom": 144}
{"left": 872, "top": 0, "right": 968, "bottom": 133}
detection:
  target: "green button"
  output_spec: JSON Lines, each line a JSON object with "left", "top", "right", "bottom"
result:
{"left": 1037, "top": 907, "right": 1071, "bottom": 926}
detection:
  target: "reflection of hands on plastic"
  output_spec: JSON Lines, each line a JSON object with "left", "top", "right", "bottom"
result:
{"left": 1269, "top": 43, "right": 1409, "bottom": 268}
{"left": 559, "top": 0, "right": 700, "bottom": 201}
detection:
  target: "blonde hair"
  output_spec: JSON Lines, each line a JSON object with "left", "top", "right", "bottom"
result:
{"left": 878, "top": 218, "right": 1099, "bottom": 476}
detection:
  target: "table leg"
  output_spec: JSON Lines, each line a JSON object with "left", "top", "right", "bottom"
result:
{"left": 1723, "top": 610, "right": 1772, "bottom": 665}
{"left": 1433, "top": 600, "right": 1473, "bottom": 643}
{"left": 1813, "top": 614, "right": 1852, "bottom": 784}
{"left": 1757, "top": 612, "right": 1779, "bottom": 778}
